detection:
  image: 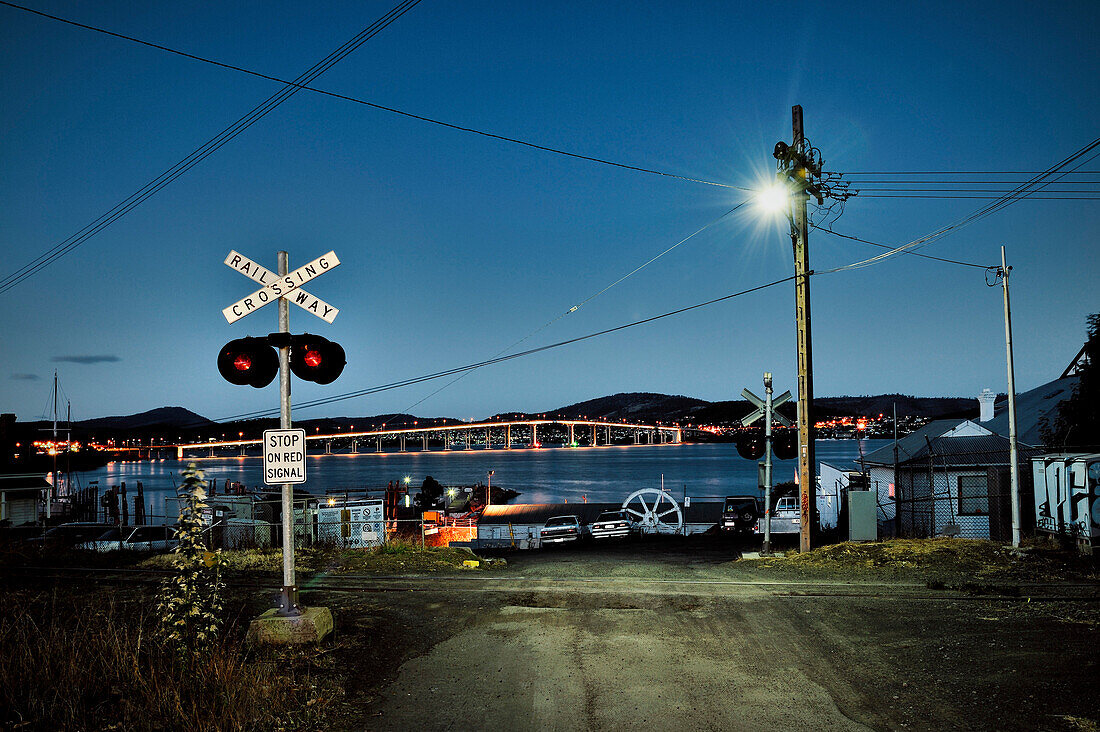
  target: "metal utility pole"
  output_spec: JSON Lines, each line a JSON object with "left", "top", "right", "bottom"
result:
{"left": 278, "top": 251, "right": 299, "bottom": 614}
{"left": 893, "top": 402, "right": 901, "bottom": 537}
{"left": 1000, "top": 246, "right": 1021, "bottom": 547}
{"left": 763, "top": 373, "right": 774, "bottom": 554}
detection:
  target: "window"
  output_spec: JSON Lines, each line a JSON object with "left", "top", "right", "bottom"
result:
{"left": 958, "top": 475, "right": 988, "bottom": 516}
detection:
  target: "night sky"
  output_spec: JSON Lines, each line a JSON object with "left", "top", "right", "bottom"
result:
{"left": 1, "top": 1, "right": 1098, "bottom": 423}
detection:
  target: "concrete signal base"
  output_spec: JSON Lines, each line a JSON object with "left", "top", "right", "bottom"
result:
{"left": 247, "top": 606, "right": 333, "bottom": 645}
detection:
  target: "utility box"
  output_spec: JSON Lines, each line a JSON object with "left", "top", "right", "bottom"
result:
{"left": 848, "top": 490, "right": 877, "bottom": 542}
{"left": 1033, "top": 453, "right": 1099, "bottom": 554}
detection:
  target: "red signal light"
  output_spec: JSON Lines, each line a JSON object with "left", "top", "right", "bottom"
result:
{"left": 217, "top": 338, "right": 278, "bottom": 388}
{"left": 289, "top": 334, "right": 345, "bottom": 384}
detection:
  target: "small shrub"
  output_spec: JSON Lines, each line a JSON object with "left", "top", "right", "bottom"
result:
{"left": 156, "top": 463, "right": 224, "bottom": 661}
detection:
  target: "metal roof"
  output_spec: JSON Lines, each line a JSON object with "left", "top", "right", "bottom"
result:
{"left": 985, "top": 375, "right": 1078, "bottom": 447}
{"left": 863, "top": 420, "right": 974, "bottom": 464}
{"left": 863, "top": 432, "right": 1040, "bottom": 468}
{"left": 0, "top": 473, "right": 50, "bottom": 494}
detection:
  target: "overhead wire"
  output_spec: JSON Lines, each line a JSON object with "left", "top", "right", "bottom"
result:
{"left": 203, "top": 133, "right": 1095, "bottom": 425}
{"left": 812, "top": 227, "right": 990, "bottom": 269}
{"left": 843, "top": 194, "right": 1100, "bottom": 200}
{"left": 210, "top": 137, "right": 1100, "bottom": 422}
{"left": 0, "top": 0, "right": 423, "bottom": 294}
{"left": 0, "top": 0, "right": 746, "bottom": 289}
{"left": 820, "top": 138, "right": 1100, "bottom": 272}
{"left": 0, "top": 0, "right": 745, "bottom": 193}
{"left": 823, "top": 170, "right": 1100, "bottom": 176}
{"left": 214, "top": 273, "right": 795, "bottom": 422}
{"left": 379, "top": 200, "right": 749, "bottom": 424}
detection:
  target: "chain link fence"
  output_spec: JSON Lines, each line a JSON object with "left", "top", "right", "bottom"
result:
{"left": 891, "top": 447, "right": 1036, "bottom": 541}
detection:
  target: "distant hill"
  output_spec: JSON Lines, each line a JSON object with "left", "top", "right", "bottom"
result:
{"left": 77, "top": 406, "right": 215, "bottom": 430}
{"left": 532, "top": 392, "right": 976, "bottom": 425}
{"left": 542, "top": 393, "right": 711, "bottom": 422}
{"left": 291, "top": 393, "right": 981, "bottom": 430}
{"left": 50, "top": 392, "right": 982, "bottom": 437}
{"left": 814, "top": 394, "right": 977, "bottom": 420}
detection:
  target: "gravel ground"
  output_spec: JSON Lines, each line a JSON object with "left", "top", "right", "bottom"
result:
{"left": 302, "top": 537, "right": 1100, "bottom": 731}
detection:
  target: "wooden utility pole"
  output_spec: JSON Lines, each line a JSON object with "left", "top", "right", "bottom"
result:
{"left": 791, "top": 105, "right": 815, "bottom": 553}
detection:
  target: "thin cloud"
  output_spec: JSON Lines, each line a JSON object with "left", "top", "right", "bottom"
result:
{"left": 52, "top": 355, "right": 121, "bottom": 364}
{"left": 11, "top": 373, "right": 40, "bottom": 380}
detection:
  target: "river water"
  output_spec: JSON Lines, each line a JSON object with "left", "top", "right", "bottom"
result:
{"left": 69, "top": 440, "right": 890, "bottom": 523}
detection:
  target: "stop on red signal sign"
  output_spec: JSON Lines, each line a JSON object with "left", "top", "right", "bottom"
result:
{"left": 263, "top": 428, "right": 307, "bottom": 486}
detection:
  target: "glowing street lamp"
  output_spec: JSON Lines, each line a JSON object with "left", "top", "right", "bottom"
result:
{"left": 755, "top": 181, "right": 790, "bottom": 215}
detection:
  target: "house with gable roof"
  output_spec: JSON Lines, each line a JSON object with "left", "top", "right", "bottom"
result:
{"left": 858, "top": 419, "right": 1040, "bottom": 540}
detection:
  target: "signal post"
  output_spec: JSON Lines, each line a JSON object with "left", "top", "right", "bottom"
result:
{"left": 218, "top": 248, "right": 344, "bottom": 643}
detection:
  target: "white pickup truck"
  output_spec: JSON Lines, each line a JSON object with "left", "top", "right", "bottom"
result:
{"left": 754, "top": 496, "right": 801, "bottom": 535}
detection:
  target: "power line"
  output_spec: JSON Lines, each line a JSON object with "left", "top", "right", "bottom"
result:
{"left": 379, "top": 201, "right": 749, "bottom": 426}
{"left": 828, "top": 179, "right": 1100, "bottom": 184}
{"left": 0, "top": 0, "right": 744, "bottom": 204}
{"left": 824, "top": 170, "right": 1100, "bottom": 175}
{"left": 822, "top": 138, "right": 1100, "bottom": 272}
{"left": 213, "top": 138, "right": 1100, "bottom": 422}
{"left": 848, "top": 187, "right": 1100, "bottom": 193}
{"left": 214, "top": 273, "right": 796, "bottom": 422}
{"left": 848, "top": 194, "right": 1100, "bottom": 200}
{"left": 0, "top": 0, "right": 422, "bottom": 294}
{"left": 813, "top": 227, "right": 990, "bottom": 269}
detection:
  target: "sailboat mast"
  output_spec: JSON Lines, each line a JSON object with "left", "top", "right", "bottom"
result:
{"left": 48, "top": 371, "right": 57, "bottom": 519}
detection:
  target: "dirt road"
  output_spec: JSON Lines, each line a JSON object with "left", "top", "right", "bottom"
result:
{"left": 315, "top": 542, "right": 1099, "bottom": 731}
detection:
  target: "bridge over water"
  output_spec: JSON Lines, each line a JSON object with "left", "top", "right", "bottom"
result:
{"left": 175, "top": 419, "right": 682, "bottom": 459}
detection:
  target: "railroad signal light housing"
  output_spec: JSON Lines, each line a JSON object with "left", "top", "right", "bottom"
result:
{"left": 218, "top": 333, "right": 345, "bottom": 387}
{"left": 772, "top": 428, "right": 798, "bottom": 461}
{"left": 217, "top": 337, "right": 278, "bottom": 388}
{"left": 736, "top": 430, "right": 766, "bottom": 461}
{"left": 289, "top": 334, "right": 346, "bottom": 385}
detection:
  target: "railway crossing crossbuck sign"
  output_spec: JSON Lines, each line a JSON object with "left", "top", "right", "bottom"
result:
{"left": 222, "top": 250, "right": 340, "bottom": 324}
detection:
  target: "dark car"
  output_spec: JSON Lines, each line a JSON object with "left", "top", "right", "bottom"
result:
{"left": 79, "top": 525, "right": 179, "bottom": 553}
{"left": 540, "top": 515, "right": 583, "bottom": 544}
{"left": 590, "top": 510, "right": 633, "bottom": 540}
{"left": 720, "top": 496, "right": 761, "bottom": 534}
{"left": 24, "top": 522, "right": 116, "bottom": 550}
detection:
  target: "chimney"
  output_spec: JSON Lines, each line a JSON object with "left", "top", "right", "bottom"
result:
{"left": 977, "top": 388, "right": 996, "bottom": 422}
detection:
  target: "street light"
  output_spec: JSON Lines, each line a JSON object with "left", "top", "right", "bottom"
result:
{"left": 755, "top": 181, "right": 789, "bottom": 214}
{"left": 487, "top": 470, "right": 495, "bottom": 509}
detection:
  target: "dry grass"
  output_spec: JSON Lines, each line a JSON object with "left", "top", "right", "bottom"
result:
{"left": 136, "top": 541, "right": 497, "bottom": 576}
{"left": 0, "top": 588, "right": 322, "bottom": 731}
{"left": 779, "top": 538, "right": 1015, "bottom": 572}
{"left": 743, "top": 537, "right": 1099, "bottom": 583}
